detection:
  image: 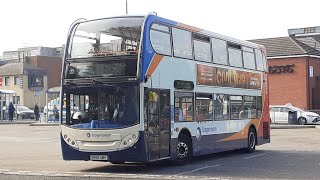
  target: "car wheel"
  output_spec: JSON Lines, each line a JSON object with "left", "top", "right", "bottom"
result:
{"left": 246, "top": 127, "right": 256, "bottom": 153}
{"left": 298, "top": 117, "right": 306, "bottom": 125}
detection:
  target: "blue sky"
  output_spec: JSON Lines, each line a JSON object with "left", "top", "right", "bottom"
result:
{"left": 0, "top": 0, "right": 319, "bottom": 56}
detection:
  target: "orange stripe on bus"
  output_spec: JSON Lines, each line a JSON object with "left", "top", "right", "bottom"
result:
{"left": 216, "top": 119, "right": 261, "bottom": 142}
{"left": 146, "top": 54, "right": 164, "bottom": 78}
{"left": 177, "top": 23, "right": 202, "bottom": 32}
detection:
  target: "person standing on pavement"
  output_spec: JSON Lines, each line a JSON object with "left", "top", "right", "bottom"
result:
{"left": 8, "top": 102, "right": 15, "bottom": 121}
{"left": 34, "top": 103, "right": 40, "bottom": 121}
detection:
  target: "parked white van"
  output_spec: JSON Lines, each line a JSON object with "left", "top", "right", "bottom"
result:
{"left": 270, "top": 104, "right": 320, "bottom": 125}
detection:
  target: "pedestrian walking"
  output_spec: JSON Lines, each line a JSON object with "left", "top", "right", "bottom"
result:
{"left": 34, "top": 103, "right": 40, "bottom": 121}
{"left": 8, "top": 102, "right": 15, "bottom": 121}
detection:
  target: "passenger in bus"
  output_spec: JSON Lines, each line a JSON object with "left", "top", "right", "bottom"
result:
{"left": 112, "top": 103, "right": 119, "bottom": 121}
{"left": 104, "top": 104, "right": 114, "bottom": 120}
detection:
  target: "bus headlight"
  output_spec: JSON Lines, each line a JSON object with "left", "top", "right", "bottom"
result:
{"left": 119, "top": 132, "right": 139, "bottom": 150}
{"left": 63, "top": 133, "right": 79, "bottom": 149}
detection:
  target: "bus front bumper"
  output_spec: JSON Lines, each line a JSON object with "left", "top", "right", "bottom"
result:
{"left": 60, "top": 131, "right": 148, "bottom": 162}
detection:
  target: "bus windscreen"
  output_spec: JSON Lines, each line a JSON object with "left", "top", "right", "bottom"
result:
{"left": 70, "top": 17, "right": 144, "bottom": 58}
{"left": 63, "top": 84, "right": 139, "bottom": 129}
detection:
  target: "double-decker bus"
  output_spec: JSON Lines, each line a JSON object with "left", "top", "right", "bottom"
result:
{"left": 60, "top": 13, "right": 270, "bottom": 164}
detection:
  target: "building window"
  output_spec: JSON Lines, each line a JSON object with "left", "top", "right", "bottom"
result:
{"left": 172, "top": 28, "right": 192, "bottom": 59}
{"left": 13, "top": 96, "right": 20, "bottom": 104}
{"left": 195, "top": 93, "right": 213, "bottom": 121}
{"left": 174, "top": 92, "right": 194, "bottom": 122}
{"left": 5, "top": 77, "right": 10, "bottom": 86}
{"left": 214, "top": 94, "right": 229, "bottom": 120}
{"left": 14, "top": 76, "right": 20, "bottom": 86}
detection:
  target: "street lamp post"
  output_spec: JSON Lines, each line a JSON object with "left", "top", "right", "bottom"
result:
{"left": 126, "top": 0, "right": 128, "bottom": 15}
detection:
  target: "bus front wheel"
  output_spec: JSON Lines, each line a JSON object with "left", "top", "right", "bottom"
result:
{"left": 176, "top": 134, "right": 192, "bottom": 164}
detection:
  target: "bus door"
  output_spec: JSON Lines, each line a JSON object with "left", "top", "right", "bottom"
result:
{"left": 145, "top": 89, "right": 170, "bottom": 160}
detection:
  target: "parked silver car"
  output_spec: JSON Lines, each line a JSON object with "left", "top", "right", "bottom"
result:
{"left": 2, "top": 105, "right": 35, "bottom": 119}
{"left": 270, "top": 104, "right": 320, "bottom": 125}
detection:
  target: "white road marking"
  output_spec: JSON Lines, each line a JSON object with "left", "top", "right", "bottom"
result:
{"left": 173, "top": 164, "right": 221, "bottom": 176}
{"left": 242, "top": 152, "right": 269, "bottom": 160}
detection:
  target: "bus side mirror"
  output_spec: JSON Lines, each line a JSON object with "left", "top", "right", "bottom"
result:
{"left": 144, "top": 75, "right": 151, "bottom": 83}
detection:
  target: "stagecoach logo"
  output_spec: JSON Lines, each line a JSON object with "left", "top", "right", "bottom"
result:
{"left": 86, "top": 133, "right": 112, "bottom": 138}
{"left": 196, "top": 127, "right": 202, "bottom": 141}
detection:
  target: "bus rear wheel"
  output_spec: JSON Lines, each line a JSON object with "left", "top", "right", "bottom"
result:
{"left": 246, "top": 128, "right": 256, "bottom": 153}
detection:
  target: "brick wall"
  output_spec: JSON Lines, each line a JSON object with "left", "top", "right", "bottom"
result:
{"left": 268, "top": 57, "right": 308, "bottom": 109}
{"left": 27, "top": 56, "right": 62, "bottom": 89}
{"left": 308, "top": 57, "right": 320, "bottom": 109}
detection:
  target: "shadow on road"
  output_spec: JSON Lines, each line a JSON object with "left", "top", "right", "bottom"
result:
{"left": 78, "top": 149, "right": 320, "bottom": 180}
{"left": 81, "top": 149, "right": 258, "bottom": 174}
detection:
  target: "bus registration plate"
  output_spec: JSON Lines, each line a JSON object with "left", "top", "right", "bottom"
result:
{"left": 90, "top": 155, "right": 108, "bottom": 161}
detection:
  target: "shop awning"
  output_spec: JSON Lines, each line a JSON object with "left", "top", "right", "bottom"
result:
{"left": 0, "top": 89, "right": 16, "bottom": 94}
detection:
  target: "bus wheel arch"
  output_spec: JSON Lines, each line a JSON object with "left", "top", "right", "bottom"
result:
{"left": 246, "top": 125, "right": 257, "bottom": 153}
{"left": 176, "top": 129, "right": 193, "bottom": 163}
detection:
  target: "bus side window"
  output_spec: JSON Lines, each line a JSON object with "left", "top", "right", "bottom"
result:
{"left": 174, "top": 92, "right": 194, "bottom": 122}
{"left": 172, "top": 28, "right": 192, "bottom": 59}
{"left": 257, "top": 96, "right": 262, "bottom": 117}
{"left": 150, "top": 23, "right": 171, "bottom": 56}
{"left": 214, "top": 94, "right": 230, "bottom": 120}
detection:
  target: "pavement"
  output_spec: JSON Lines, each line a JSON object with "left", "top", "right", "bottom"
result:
{"left": 0, "top": 119, "right": 59, "bottom": 126}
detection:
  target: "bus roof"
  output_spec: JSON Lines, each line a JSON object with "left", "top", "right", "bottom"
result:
{"left": 75, "top": 14, "right": 265, "bottom": 51}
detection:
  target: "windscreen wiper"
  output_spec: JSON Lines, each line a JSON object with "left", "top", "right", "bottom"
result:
{"left": 85, "top": 75, "right": 103, "bottom": 84}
